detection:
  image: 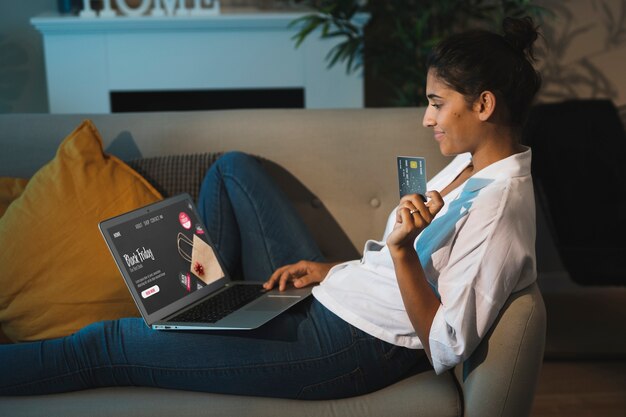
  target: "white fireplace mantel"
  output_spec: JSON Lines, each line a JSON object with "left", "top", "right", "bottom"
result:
{"left": 31, "top": 11, "right": 368, "bottom": 113}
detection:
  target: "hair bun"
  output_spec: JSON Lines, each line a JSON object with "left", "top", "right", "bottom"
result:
{"left": 502, "top": 16, "right": 539, "bottom": 60}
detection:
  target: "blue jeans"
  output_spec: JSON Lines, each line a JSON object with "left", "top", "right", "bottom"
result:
{"left": 0, "top": 152, "right": 423, "bottom": 399}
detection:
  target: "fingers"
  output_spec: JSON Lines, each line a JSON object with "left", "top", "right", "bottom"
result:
{"left": 399, "top": 193, "right": 426, "bottom": 212}
{"left": 264, "top": 264, "right": 291, "bottom": 291}
{"left": 399, "top": 192, "right": 444, "bottom": 219}
{"left": 277, "top": 269, "right": 294, "bottom": 292}
{"left": 394, "top": 191, "right": 445, "bottom": 233}
{"left": 404, "top": 205, "right": 430, "bottom": 228}
{"left": 425, "top": 191, "right": 444, "bottom": 217}
{"left": 397, "top": 206, "right": 415, "bottom": 226}
{"left": 411, "top": 205, "right": 433, "bottom": 224}
{"left": 389, "top": 190, "right": 445, "bottom": 252}
{"left": 264, "top": 261, "right": 309, "bottom": 291}
{"left": 292, "top": 275, "right": 314, "bottom": 289}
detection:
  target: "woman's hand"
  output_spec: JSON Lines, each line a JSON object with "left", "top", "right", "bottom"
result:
{"left": 264, "top": 261, "right": 340, "bottom": 291}
{"left": 386, "top": 191, "right": 444, "bottom": 256}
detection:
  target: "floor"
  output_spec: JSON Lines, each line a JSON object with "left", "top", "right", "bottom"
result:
{"left": 531, "top": 270, "right": 626, "bottom": 417}
{"left": 530, "top": 360, "right": 626, "bottom": 417}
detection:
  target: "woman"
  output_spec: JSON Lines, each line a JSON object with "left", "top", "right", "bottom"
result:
{"left": 0, "top": 16, "right": 542, "bottom": 398}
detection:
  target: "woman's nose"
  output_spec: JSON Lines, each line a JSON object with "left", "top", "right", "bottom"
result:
{"left": 423, "top": 109, "right": 435, "bottom": 128}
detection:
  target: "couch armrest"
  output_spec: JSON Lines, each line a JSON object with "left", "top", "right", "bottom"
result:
{"left": 455, "top": 283, "right": 546, "bottom": 417}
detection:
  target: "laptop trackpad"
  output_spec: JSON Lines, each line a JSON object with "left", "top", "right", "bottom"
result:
{"left": 246, "top": 296, "right": 300, "bottom": 311}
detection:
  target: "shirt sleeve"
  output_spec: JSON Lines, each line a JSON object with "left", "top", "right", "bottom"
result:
{"left": 427, "top": 182, "right": 534, "bottom": 374}
{"left": 382, "top": 207, "right": 398, "bottom": 241}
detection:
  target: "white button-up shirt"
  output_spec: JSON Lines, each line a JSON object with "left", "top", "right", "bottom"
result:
{"left": 312, "top": 148, "right": 537, "bottom": 374}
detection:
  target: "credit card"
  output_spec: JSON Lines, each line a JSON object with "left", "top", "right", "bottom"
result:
{"left": 397, "top": 156, "right": 427, "bottom": 199}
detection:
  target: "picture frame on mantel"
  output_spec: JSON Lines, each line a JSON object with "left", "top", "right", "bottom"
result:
{"left": 78, "top": 0, "right": 221, "bottom": 18}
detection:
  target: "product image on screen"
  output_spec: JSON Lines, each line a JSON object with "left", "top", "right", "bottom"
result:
{"left": 107, "top": 199, "right": 225, "bottom": 315}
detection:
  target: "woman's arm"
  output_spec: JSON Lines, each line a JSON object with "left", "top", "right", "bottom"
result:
{"left": 389, "top": 248, "right": 440, "bottom": 359}
{"left": 386, "top": 192, "right": 444, "bottom": 360}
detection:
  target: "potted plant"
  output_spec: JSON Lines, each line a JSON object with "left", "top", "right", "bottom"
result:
{"left": 292, "top": 0, "right": 549, "bottom": 106}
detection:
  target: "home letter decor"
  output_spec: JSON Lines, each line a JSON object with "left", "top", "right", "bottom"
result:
{"left": 77, "top": 0, "right": 220, "bottom": 18}
{"left": 116, "top": 0, "right": 153, "bottom": 16}
{"left": 190, "top": 0, "right": 220, "bottom": 16}
{"left": 99, "top": 0, "right": 116, "bottom": 18}
{"left": 78, "top": 0, "right": 97, "bottom": 18}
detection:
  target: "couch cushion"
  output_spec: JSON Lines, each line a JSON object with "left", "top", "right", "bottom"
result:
{"left": 0, "top": 371, "right": 461, "bottom": 417}
{"left": 127, "top": 153, "right": 222, "bottom": 202}
{"left": 0, "top": 120, "right": 162, "bottom": 342}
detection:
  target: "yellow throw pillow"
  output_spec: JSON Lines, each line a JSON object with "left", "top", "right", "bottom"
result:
{"left": 0, "top": 120, "right": 162, "bottom": 342}
{"left": 0, "top": 177, "right": 29, "bottom": 218}
{"left": 0, "top": 177, "right": 29, "bottom": 343}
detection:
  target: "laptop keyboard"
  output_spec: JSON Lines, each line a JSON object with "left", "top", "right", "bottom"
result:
{"left": 173, "top": 284, "right": 266, "bottom": 324}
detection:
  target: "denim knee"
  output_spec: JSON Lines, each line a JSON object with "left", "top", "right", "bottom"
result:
{"left": 216, "top": 151, "right": 259, "bottom": 172}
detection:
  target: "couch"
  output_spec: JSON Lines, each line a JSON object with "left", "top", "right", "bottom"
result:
{"left": 0, "top": 108, "right": 546, "bottom": 417}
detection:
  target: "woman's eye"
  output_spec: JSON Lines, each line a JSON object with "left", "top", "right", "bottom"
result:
{"left": 431, "top": 103, "right": 441, "bottom": 109}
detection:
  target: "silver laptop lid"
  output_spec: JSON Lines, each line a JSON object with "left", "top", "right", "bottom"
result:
{"left": 99, "top": 193, "right": 231, "bottom": 326}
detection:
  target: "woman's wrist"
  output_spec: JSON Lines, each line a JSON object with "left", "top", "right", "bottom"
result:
{"left": 388, "top": 245, "right": 419, "bottom": 263}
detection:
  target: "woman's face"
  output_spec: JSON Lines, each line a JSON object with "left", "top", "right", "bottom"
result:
{"left": 422, "top": 70, "right": 482, "bottom": 156}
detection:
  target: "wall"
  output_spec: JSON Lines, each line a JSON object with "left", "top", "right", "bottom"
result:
{"left": 537, "top": 0, "right": 626, "bottom": 107}
{"left": 1, "top": 0, "right": 625, "bottom": 113}
{"left": 0, "top": 0, "right": 54, "bottom": 113}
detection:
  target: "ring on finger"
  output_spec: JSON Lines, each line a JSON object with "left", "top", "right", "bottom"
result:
{"left": 409, "top": 209, "right": 420, "bottom": 215}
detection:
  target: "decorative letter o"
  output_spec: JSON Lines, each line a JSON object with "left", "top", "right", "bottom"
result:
{"left": 116, "top": 0, "right": 152, "bottom": 17}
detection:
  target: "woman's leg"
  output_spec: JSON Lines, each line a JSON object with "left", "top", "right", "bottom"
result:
{"left": 0, "top": 152, "right": 424, "bottom": 398}
{"left": 0, "top": 300, "right": 421, "bottom": 399}
{"left": 197, "top": 152, "right": 324, "bottom": 281}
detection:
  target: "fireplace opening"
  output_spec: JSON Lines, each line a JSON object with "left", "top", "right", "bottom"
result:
{"left": 110, "top": 88, "right": 305, "bottom": 113}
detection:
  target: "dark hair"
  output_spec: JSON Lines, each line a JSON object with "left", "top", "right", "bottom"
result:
{"left": 427, "top": 17, "right": 542, "bottom": 128}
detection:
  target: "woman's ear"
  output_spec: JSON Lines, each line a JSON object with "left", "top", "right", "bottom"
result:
{"left": 474, "top": 91, "right": 497, "bottom": 121}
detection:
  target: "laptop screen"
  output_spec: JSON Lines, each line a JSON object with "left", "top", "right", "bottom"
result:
{"left": 99, "top": 194, "right": 228, "bottom": 323}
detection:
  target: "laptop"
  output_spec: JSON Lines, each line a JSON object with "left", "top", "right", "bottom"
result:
{"left": 99, "top": 193, "right": 312, "bottom": 331}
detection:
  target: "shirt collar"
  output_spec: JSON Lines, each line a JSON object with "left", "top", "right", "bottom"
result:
{"left": 457, "top": 146, "right": 532, "bottom": 192}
